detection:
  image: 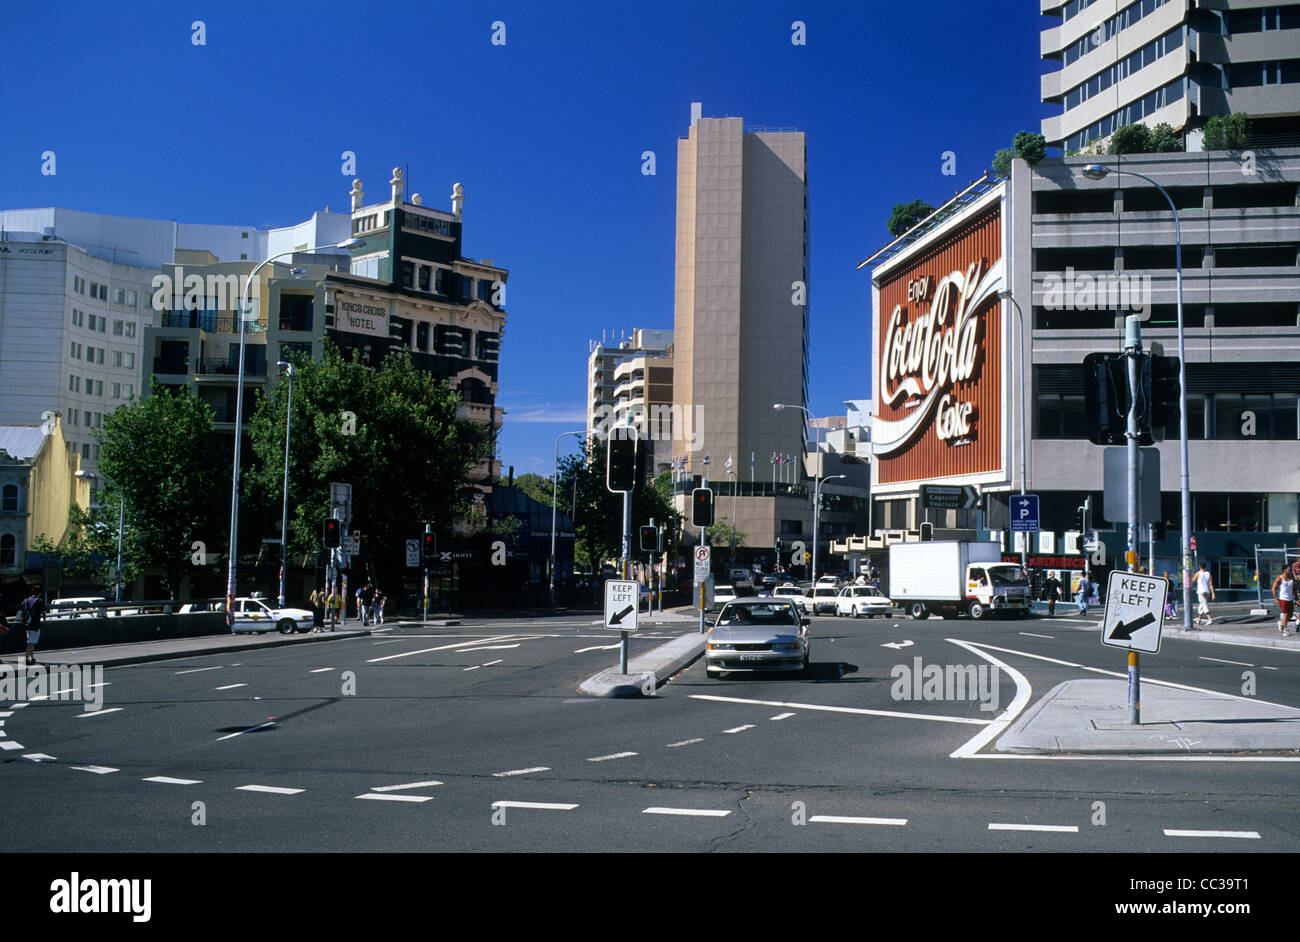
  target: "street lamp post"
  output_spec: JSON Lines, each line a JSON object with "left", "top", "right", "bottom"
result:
{"left": 276, "top": 361, "right": 294, "bottom": 609}
{"left": 550, "top": 429, "right": 587, "bottom": 603}
{"left": 1080, "top": 164, "right": 1191, "bottom": 629}
{"left": 226, "top": 238, "right": 364, "bottom": 625}
{"left": 814, "top": 474, "right": 847, "bottom": 584}
{"left": 997, "top": 289, "right": 1030, "bottom": 572}
{"left": 773, "top": 402, "right": 816, "bottom": 576}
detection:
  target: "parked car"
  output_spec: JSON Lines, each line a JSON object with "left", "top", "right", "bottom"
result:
{"left": 772, "top": 584, "right": 808, "bottom": 614}
{"left": 705, "top": 599, "right": 810, "bottom": 678}
{"left": 229, "top": 596, "right": 314, "bottom": 634}
{"left": 809, "top": 584, "right": 840, "bottom": 615}
{"left": 835, "top": 585, "right": 894, "bottom": 618}
{"left": 710, "top": 584, "right": 738, "bottom": 610}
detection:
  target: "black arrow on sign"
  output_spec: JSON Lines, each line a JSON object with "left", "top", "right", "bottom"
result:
{"left": 1109, "top": 612, "right": 1156, "bottom": 642}
{"left": 609, "top": 605, "right": 634, "bottom": 626}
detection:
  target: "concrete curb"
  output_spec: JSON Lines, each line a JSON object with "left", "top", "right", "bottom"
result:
{"left": 579, "top": 632, "right": 707, "bottom": 698}
{"left": 1164, "top": 627, "right": 1300, "bottom": 650}
{"left": 0, "top": 629, "right": 372, "bottom": 669}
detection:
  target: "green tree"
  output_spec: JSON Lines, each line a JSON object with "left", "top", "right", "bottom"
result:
{"left": 1203, "top": 113, "right": 1252, "bottom": 150}
{"left": 246, "top": 341, "right": 490, "bottom": 597}
{"left": 1012, "top": 131, "right": 1047, "bottom": 165}
{"left": 887, "top": 199, "right": 935, "bottom": 237}
{"left": 560, "top": 438, "right": 672, "bottom": 572}
{"left": 513, "top": 472, "right": 555, "bottom": 508}
{"left": 94, "top": 380, "right": 225, "bottom": 598}
{"left": 991, "top": 148, "right": 1015, "bottom": 175}
{"left": 1109, "top": 123, "right": 1153, "bottom": 154}
{"left": 1149, "top": 122, "right": 1181, "bottom": 152}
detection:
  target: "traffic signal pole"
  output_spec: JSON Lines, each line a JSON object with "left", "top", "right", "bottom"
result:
{"left": 620, "top": 490, "right": 631, "bottom": 674}
{"left": 1125, "top": 314, "right": 1142, "bottom": 725}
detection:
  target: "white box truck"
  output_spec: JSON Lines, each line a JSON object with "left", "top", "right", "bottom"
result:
{"left": 888, "top": 541, "right": 1031, "bottom": 620}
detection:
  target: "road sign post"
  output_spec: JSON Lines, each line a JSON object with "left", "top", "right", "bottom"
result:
{"left": 1101, "top": 569, "right": 1168, "bottom": 726}
{"left": 694, "top": 546, "right": 711, "bottom": 634}
{"left": 605, "top": 579, "right": 639, "bottom": 674}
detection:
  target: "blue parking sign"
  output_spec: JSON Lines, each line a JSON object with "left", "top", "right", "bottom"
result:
{"left": 1010, "top": 494, "right": 1039, "bottom": 532}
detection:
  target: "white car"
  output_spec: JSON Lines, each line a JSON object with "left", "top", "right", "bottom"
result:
{"left": 809, "top": 585, "right": 840, "bottom": 615}
{"left": 230, "top": 596, "right": 314, "bottom": 634}
{"left": 772, "top": 585, "right": 808, "bottom": 614}
{"left": 835, "top": 585, "right": 894, "bottom": 618}
{"left": 710, "top": 585, "right": 738, "bottom": 610}
{"left": 45, "top": 597, "right": 141, "bottom": 619}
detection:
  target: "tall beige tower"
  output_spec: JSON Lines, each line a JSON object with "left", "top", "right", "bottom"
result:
{"left": 672, "top": 104, "right": 810, "bottom": 555}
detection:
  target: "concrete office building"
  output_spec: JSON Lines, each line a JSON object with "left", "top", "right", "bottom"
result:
{"left": 669, "top": 103, "right": 812, "bottom": 556}
{"left": 1041, "top": 0, "right": 1300, "bottom": 153}
{"left": 586, "top": 328, "right": 674, "bottom": 474}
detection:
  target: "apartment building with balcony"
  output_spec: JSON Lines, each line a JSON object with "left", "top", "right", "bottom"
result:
{"left": 586, "top": 328, "right": 674, "bottom": 474}
{"left": 1040, "top": 0, "right": 1300, "bottom": 153}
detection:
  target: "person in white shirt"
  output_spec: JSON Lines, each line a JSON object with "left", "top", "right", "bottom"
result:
{"left": 1194, "top": 562, "right": 1216, "bottom": 626}
{"left": 1273, "top": 566, "right": 1296, "bottom": 637}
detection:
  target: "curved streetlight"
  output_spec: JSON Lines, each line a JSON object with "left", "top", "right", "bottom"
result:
{"left": 226, "top": 238, "right": 365, "bottom": 624}
{"left": 550, "top": 428, "right": 588, "bottom": 602}
{"left": 813, "top": 474, "right": 847, "bottom": 584}
{"left": 996, "top": 289, "right": 1030, "bottom": 574}
{"left": 1079, "top": 163, "right": 1191, "bottom": 629}
{"left": 276, "top": 361, "right": 294, "bottom": 609}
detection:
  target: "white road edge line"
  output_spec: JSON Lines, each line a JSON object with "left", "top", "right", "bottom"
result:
{"left": 946, "top": 639, "right": 1032, "bottom": 760}
{"left": 1163, "top": 829, "right": 1260, "bottom": 839}
{"left": 642, "top": 807, "right": 731, "bottom": 817}
{"left": 690, "top": 694, "right": 991, "bottom": 726}
{"left": 810, "top": 815, "right": 908, "bottom": 826}
{"left": 492, "top": 767, "right": 550, "bottom": 777}
{"left": 988, "top": 823, "right": 1078, "bottom": 833}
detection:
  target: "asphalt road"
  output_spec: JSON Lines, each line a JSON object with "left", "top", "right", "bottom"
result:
{"left": 3, "top": 611, "right": 1298, "bottom": 852}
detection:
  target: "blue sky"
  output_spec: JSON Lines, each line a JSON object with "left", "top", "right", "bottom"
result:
{"left": 1, "top": 0, "right": 1050, "bottom": 475}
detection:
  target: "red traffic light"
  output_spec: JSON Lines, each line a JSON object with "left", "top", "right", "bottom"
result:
{"left": 421, "top": 532, "right": 437, "bottom": 560}
{"left": 691, "top": 488, "right": 714, "bottom": 527}
{"left": 322, "top": 518, "right": 341, "bottom": 548}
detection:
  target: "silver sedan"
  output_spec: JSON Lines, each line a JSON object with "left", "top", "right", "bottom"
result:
{"left": 704, "top": 600, "right": 810, "bottom": 678}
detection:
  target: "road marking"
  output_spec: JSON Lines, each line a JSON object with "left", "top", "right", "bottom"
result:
{"left": 691, "top": 694, "right": 991, "bottom": 726}
{"left": 491, "top": 801, "right": 577, "bottom": 810}
{"left": 71, "top": 765, "right": 118, "bottom": 774}
{"left": 666, "top": 738, "right": 704, "bottom": 748}
{"left": 1019, "top": 632, "right": 1054, "bottom": 639}
{"left": 366, "top": 635, "right": 514, "bottom": 663}
{"left": 462, "top": 666, "right": 481, "bottom": 672}
{"left": 9, "top": 703, "right": 27, "bottom": 708}
{"left": 371, "top": 780, "right": 443, "bottom": 792}
{"left": 216, "top": 721, "right": 276, "bottom": 742}
{"left": 1199, "top": 656, "right": 1254, "bottom": 667}
{"left": 1163, "top": 829, "right": 1260, "bottom": 839}
{"left": 946, "top": 640, "right": 1031, "bottom": 759}
{"left": 989, "top": 823, "right": 1078, "bottom": 833}
{"left": 175, "top": 666, "right": 223, "bottom": 675}
{"left": 575, "top": 643, "right": 622, "bottom": 653}
{"left": 587, "top": 752, "right": 637, "bottom": 762}
{"left": 76, "top": 707, "right": 124, "bottom": 718}
{"left": 215, "top": 683, "right": 248, "bottom": 690}
{"left": 459, "top": 644, "right": 521, "bottom": 651}
{"left": 237, "top": 785, "right": 304, "bottom": 795}
{"left": 0, "top": 741, "right": 22, "bottom": 751}
{"left": 492, "top": 767, "right": 550, "bottom": 777}
{"left": 723, "top": 724, "right": 754, "bottom": 734}
{"left": 481, "top": 659, "right": 503, "bottom": 667}
{"left": 0, "top": 711, "right": 10, "bottom": 717}
{"left": 770, "top": 712, "right": 796, "bottom": 721}
{"left": 356, "top": 793, "right": 433, "bottom": 803}
{"left": 310, "top": 668, "right": 334, "bottom": 673}
{"left": 810, "top": 815, "right": 908, "bottom": 826}
{"left": 144, "top": 776, "right": 201, "bottom": 785}
{"left": 642, "top": 807, "right": 731, "bottom": 817}
{"left": 22, "top": 753, "right": 56, "bottom": 761}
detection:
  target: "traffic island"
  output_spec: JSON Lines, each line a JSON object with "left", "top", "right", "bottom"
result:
{"left": 579, "top": 632, "right": 707, "bottom": 698}
{"left": 996, "top": 678, "right": 1300, "bottom": 754}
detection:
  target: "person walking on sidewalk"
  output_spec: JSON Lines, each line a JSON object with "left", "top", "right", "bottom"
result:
{"left": 1075, "top": 576, "right": 1090, "bottom": 615}
{"left": 326, "top": 588, "right": 341, "bottom": 631}
{"left": 1194, "top": 562, "right": 1216, "bottom": 626}
{"left": 1043, "top": 573, "right": 1062, "bottom": 616}
{"left": 1273, "top": 566, "right": 1296, "bottom": 637}
{"left": 19, "top": 584, "right": 46, "bottom": 666}
{"left": 309, "top": 587, "right": 325, "bottom": 632}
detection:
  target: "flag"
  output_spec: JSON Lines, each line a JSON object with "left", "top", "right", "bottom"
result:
{"left": 724, "top": 455, "right": 733, "bottom": 472}
{"left": 702, "top": 454, "right": 711, "bottom": 465}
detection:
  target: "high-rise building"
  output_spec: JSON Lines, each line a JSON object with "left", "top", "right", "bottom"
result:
{"left": 670, "top": 103, "right": 811, "bottom": 557}
{"left": 586, "top": 328, "right": 674, "bottom": 473}
{"left": 1040, "top": 0, "right": 1300, "bottom": 154}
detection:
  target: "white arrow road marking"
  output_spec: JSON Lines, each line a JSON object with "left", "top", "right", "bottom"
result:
{"left": 490, "top": 801, "right": 576, "bottom": 810}
{"left": 810, "top": 815, "right": 907, "bottom": 826}
{"left": 642, "top": 807, "right": 730, "bottom": 817}
{"left": 237, "top": 785, "right": 304, "bottom": 795}
{"left": 492, "top": 767, "right": 550, "bottom": 777}
{"left": 371, "top": 780, "right": 443, "bottom": 792}
{"left": 356, "top": 793, "right": 432, "bottom": 803}
{"left": 989, "top": 823, "right": 1078, "bottom": 833}
{"left": 575, "top": 643, "right": 622, "bottom": 653}
{"left": 1163, "top": 829, "right": 1260, "bottom": 839}
{"left": 71, "top": 765, "right": 118, "bottom": 774}
{"left": 366, "top": 635, "right": 514, "bottom": 663}
{"left": 691, "top": 694, "right": 991, "bottom": 726}
{"left": 881, "top": 640, "right": 913, "bottom": 649}
{"left": 144, "top": 776, "right": 201, "bottom": 785}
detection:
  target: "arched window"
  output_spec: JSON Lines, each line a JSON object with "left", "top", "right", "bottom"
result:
{"left": 1, "top": 485, "right": 17, "bottom": 513}
{"left": 0, "top": 533, "right": 15, "bottom": 567}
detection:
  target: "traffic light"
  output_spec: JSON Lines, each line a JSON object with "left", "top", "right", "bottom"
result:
{"left": 322, "top": 518, "right": 341, "bottom": 548}
{"left": 691, "top": 487, "right": 714, "bottom": 527}
{"left": 639, "top": 525, "right": 659, "bottom": 553}
{"left": 776, "top": 537, "right": 783, "bottom": 553}
{"left": 1084, "top": 353, "right": 1129, "bottom": 446}
{"left": 1148, "top": 355, "right": 1181, "bottom": 436}
{"left": 606, "top": 434, "right": 640, "bottom": 493}
{"left": 919, "top": 521, "right": 934, "bottom": 542}
{"left": 421, "top": 531, "right": 437, "bottom": 561}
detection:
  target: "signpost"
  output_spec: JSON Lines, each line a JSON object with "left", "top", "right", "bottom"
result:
{"left": 405, "top": 539, "right": 420, "bottom": 568}
{"left": 1101, "top": 570, "right": 1168, "bottom": 726}
{"left": 920, "top": 484, "right": 979, "bottom": 511}
{"left": 605, "top": 579, "right": 639, "bottom": 674}
{"left": 1010, "top": 494, "right": 1039, "bottom": 532}
{"left": 694, "top": 546, "right": 711, "bottom": 634}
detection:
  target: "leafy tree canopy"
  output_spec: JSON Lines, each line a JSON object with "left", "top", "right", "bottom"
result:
{"left": 887, "top": 199, "right": 936, "bottom": 237}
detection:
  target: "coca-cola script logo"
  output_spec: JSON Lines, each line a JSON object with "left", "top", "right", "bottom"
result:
{"left": 873, "top": 257, "right": 1003, "bottom": 457}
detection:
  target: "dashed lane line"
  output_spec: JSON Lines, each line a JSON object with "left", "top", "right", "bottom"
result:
{"left": 0, "top": 742, "right": 23, "bottom": 751}
{"left": 587, "top": 752, "right": 637, "bottom": 762}
{"left": 1163, "top": 829, "right": 1260, "bottom": 839}
{"left": 144, "top": 776, "right": 201, "bottom": 785}
{"left": 22, "top": 753, "right": 56, "bottom": 762}
{"left": 643, "top": 807, "right": 731, "bottom": 817}
{"left": 666, "top": 738, "right": 704, "bottom": 748}
{"left": 371, "top": 780, "right": 443, "bottom": 792}
{"left": 770, "top": 713, "right": 796, "bottom": 721}
{"left": 175, "top": 667, "right": 223, "bottom": 675}
{"left": 310, "top": 668, "right": 334, "bottom": 673}
{"left": 215, "top": 721, "right": 276, "bottom": 742}
{"left": 70, "top": 766, "right": 119, "bottom": 774}
{"left": 76, "top": 708, "right": 124, "bottom": 718}
{"left": 1019, "top": 632, "right": 1054, "bottom": 639}
{"left": 492, "top": 767, "right": 550, "bottom": 778}
{"left": 215, "top": 683, "right": 248, "bottom": 690}
{"left": 490, "top": 801, "right": 577, "bottom": 811}
{"left": 723, "top": 725, "right": 754, "bottom": 734}
{"left": 356, "top": 793, "right": 432, "bottom": 803}
{"left": 989, "top": 823, "right": 1078, "bottom": 833}
{"left": 1199, "top": 656, "right": 1254, "bottom": 667}
{"left": 575, "top": 643, "right": 622, "bottom": 653}
{"left": 462, "top": 666, "right": 481, "bottom": 672}
{"left": 691, "top": 694, "right": 992, "bottom": 726}
{"left": 237, "top": 785, "right": 304, "bottom": 795}
{"left": 810, "top": 815, "right": 908, "bottom": 826}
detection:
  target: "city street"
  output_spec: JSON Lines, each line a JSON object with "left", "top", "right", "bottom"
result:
{"left": 4, "top": 612, "right": 1297, "bottom": 853}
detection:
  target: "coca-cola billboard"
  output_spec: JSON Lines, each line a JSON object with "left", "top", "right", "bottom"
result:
{"left": 872, "top": 203, "right": 1005, "bottom": 485}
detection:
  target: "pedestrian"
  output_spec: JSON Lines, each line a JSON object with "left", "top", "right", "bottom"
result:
{"left": 377, "top": 592, "right": 386, "bottom": 624}
{"left": 1273, "top": 566, "right": 1296, "bottom": 637}
{"left": 19, "top": 583, "right": 46, "bottom": 666}
{"left": 1076, "top": 576, "right": 1090, "bottom": 615}
{"left": 1194, "top": 562, "right": 1216, "bottom": 625}
{"left": 361, "top": 582, "right": 375, "bottom": 626}
{"left": 1043, "top": 573, "right": 1061, "bottom": 616}
{"left": 309, "top": 587, "right": 325, "bottom": 632}
{"left": 1161, "top": 572, "right": 1178, "bottom": 619}
{"left": 355, "top": 583, "right": 367, "bottom": 626}
{"left": 327, "top": 588, "right": 340, "bottom": 631}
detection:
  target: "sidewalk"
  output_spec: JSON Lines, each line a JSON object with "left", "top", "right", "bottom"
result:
{"left": 0, "top": 628, "right": 370, "bottom": 669}
{"left": 997, "top": 678, "right": 1300, "bottom": 754}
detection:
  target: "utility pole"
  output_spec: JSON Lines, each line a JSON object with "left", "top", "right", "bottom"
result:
{"left": 1125, "top": 314, "right": 1143, "bottom": 725}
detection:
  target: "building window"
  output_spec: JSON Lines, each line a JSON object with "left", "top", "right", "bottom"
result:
{"left": 2, "top": 486, "right": 19, "bottom": 513}
{"left": 112, "top": 383, "right": 121, "bottom": 399}
{"left": 1036, "top": 394, "right": 1088, "bottom": 438}
{"left": 122, "top": 352, "right": 133, "bottom": 369}
{"left": 417, "top": 266, "right": 430, "bottom": 292}
{"left": 123, "top": 383, "right": 133, "bottom": 398}
{"left": 113, "top": 319, "right": 123, "bottom": 335}
{"left": 126, "top": 290, "right": 137, "bottom": 307}
{"left": 416, "top": 322, "right": 430, "bottom": 352}
{"left": 125, "top": 322, "right": 135, "bottom": 338}
{"left": 96, "top": 348, "right": 105, "bottom": 365}
{"left": 0, "top": 533, "right": 15, "bottom": 567}
{"left": 82, "top": 443, "right": 91, "bottom": 459}
{"left": 401, "top": 261, "right": 415, "bottom": 289}
{"left": 69, "top": 375, "right": 78, "bottom": 392}
{"left": 114, "top": 288, "right": 124, "bottom": 305}
{"left": 95, "top": 380, "right": 103, "bottom": 397}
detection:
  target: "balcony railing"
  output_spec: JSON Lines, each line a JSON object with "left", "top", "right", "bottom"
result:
{"left": 194, "top": 357, "right": 267, "bottom": 377}
{"left": 160, "top": 311, "right": 265, "bottom": 333}
{"left": 153, "top": 357, "right": 189, "bottom": 376}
